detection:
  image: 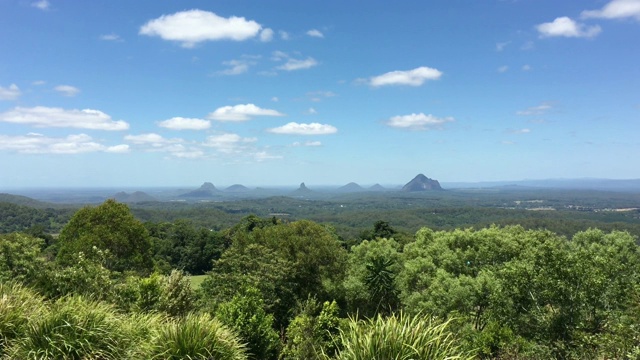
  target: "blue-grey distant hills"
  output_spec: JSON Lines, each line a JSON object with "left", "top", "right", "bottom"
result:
{"left": 112, "top": 191, "right": 157, "bottom": 203}
{"left": 292, "top": 182, "right": 313, "bottom": 195}
{"left": 179, "top": 182, "right": 220, "bottom": 198}
{"left": 442, "top": 178, "right": 640, "bottom": 192}
{"left": 402, "top": 174, "right": 443, "bottom": 191}
{"left": 225, "top": 184, "right": 250, "bottom": 192}
{"left": 337, "top": 182, "right": 365, "bottom": 192}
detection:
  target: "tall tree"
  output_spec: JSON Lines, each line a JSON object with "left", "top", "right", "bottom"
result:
{"left": 56, "top": 199, "right": 153, "bottom": 273}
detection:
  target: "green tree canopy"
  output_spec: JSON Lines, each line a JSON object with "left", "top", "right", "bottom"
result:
{"left": 56, "top": 199, "right": 153, "bottom": 273}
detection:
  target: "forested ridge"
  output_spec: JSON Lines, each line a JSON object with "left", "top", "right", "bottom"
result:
{"left": 2, "top": 198, "right": 640, "bottom": 359}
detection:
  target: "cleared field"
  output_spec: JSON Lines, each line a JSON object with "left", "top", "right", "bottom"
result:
{"left": 189, "top": 275, "right": 207, "bottom": 290}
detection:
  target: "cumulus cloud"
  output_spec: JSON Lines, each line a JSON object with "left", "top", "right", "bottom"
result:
{"left": 582, "top": 0, "right": 640, "bottom": 20}
{"left": 54, "top": 85, "right": 80, "bottom": 97}
{"left": 268, "top": 122, "right": 337, "bottom": 135}
{"left": 124, "top": 133, "right": 178, "bottom": 146}
{"left": 259, "top": 28, "right": 274, "bottom": 42}
{"left": 517, "top": 103, "right": 552, "bottom": 116}
{"left": 158, "top": 117, "right": 211, "bottom": 130}
{"left": 31, "top": 0, "right": 49, "bottom": 10}
{"left": 203, "top": 133, "right": 257, "bottom": 153}
{"left": 124, "top": 133, "right": 206, "bottom": 158}
{"left": 208, "top": 103, "right": 284, "bottom": 121}
{"left": 0, "top": 84, "right": 21, "bottom": 101}
{"left": 368, "top": 66, "right": 442, "bottom": 87}
{"left": 279, "top": 31, "right": 290, "bottom": 40}
{"left": 536, "top": 17, "right": 601, "bottom": 38}
{"left": 386, "top": 113, "right": 454, "bottom": 130}
{"left": 0, "top": 106, "right": 129, "bottom": 130}
{"left": 139, "top": 10, "right": 262, "bottom": 47}
{"left": 306, "top": 29, "right": 324, "bottom": 38}
{"left": 0, "top": 133, "right": 127, "bottom": 154}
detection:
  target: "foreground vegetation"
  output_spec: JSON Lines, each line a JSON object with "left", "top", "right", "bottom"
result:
{"left": 2, "top": 198, "right": 640, "bottom": 358}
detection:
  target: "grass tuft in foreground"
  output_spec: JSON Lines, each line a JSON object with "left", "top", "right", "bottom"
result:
{"left": 330, "top": 312, "right": 473, "bottom": 360}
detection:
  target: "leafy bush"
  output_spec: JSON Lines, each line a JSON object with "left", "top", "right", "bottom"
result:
{"left": 215, "top": 286, "right": 280, "bottom": 360}
{"left": 281, "top": 298, "right": 342, "bottom": 360}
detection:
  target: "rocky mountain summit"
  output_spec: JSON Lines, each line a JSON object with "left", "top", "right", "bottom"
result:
{"left": 402, "top": 174, "right": 443, "bottom": 191}
{"left": 180, "top": 182, "right": 219, "bottom": 198}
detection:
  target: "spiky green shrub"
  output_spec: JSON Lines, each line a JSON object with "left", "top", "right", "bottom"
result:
{"left": 6, "top": 296, "right": 135, "bottom": 359}
{"left": 158, "top": 269, "right": 195, "bottom": 317}
{"left": 0, "top": 282, "right": 45, "bottom": 356}
{"left": 330, "top": 312, "right": 473, "bottom": 360}
{"left": 149, "top": 313, "right": 248, "bottom": 360}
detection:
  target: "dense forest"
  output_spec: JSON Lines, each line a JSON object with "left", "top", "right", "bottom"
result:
{"left": 2, "top": 196, "right": 640, "bottom": 359}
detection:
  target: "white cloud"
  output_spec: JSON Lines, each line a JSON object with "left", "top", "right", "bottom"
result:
{"left": 536, "top": 17, "right": 602, "bottom": 38}
{"left": 0, "top": 133, "right": 127, "bottom": 154}
{"left": 32, "top": 80, "right": 46, "bottom": 86}
{"left": 369, "top": 66, "right": 443, "bottom": 87}
{"left": 272, "top": 51, "right": 318, "bottom": 71}
{"left": 582, "top": 0, "right": 640, "bottom": 21}
{"left": 268, "top": 122, "right": 337, "bottom": 135}
{"left": 306, "top": 29, "right": 324, "bottom": 38}
{"left": 293, "top": 140, "right": 322, "bottom": 147}
{"left": 124, "top": 133, "right": 206, "bottom": 158}
{"left": 496, "top": 41, "right": 510, "bottom": 51}
{"left": 254, "top": 151, "right": 282, "bottom": 161}
{"left": 139, "top": 10, "right": 262, "bottom": 48}
{"left": 307, "top": 108, "right": 317, "bottom": 115}
{"left": 0, "top": 106, "right": 129, "bottom": 130}
{"left": 54, "top": 85, "right": 80, "bottom": 97}
{"left": 509, "top": 128, "right": 532, "bottom": 134}
{"left": 386, "top": 113, "right": 454, "bottom": 130}
{"left": 271, "top": 97, "right": 279, "bottom": 102}
{"left": 307, "top": 90, "right": 336, "bottom": 102}
{"left": 517, "top": 103, "right": 552, "bottom": 116}
{"left": 203, "top": 133, "right": 257, "bottom": 153}
{"left": 31, "top": 0, "right": 49, "bottom": 10}
{"left": 0, "top": 84, "right": 21, "bottom": 101}
{"left": 218, "top": 58, "right": 255, "bottom": 75}
{"left": 279, "top": 30, "right": 290, "bottom": 40}
{"left": 171, "top": 147, "right": 205, "bottom": 159}
{"left": 522, "top": 64, "right": 532, "bottom": 71}
{"left": 100, "top": 33, "right": 122, "bottom": 42}
{"left": 208, "top": 103, "right": 284, "bottom": 121}
{"left": 498, "top": 65, "right": 509, "bottom": 73}
{"left": 106, "top": 144, "right": 130, "bottom": 153}
{"left": 158, "top": 117, "right": 211, "bottom": 130}
{"left": 277, "top": 57, "right": 318, "bottom": 71}
{"left": 259, "top": 28, "right": 274, "bottom": 42}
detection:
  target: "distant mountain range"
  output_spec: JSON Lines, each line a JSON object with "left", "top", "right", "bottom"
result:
{"left": 179, "top": 182, "right": 220, "bottom": 198}
{"left": 112, "top": 191, "right": 157, "bottom": 203}
{"left": 3, "top": 175, "right": 640, "bottom": 205}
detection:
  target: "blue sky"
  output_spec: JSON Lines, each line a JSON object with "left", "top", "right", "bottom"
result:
{"left": 0, "top": 0, "right": 639, "bottom": 188}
